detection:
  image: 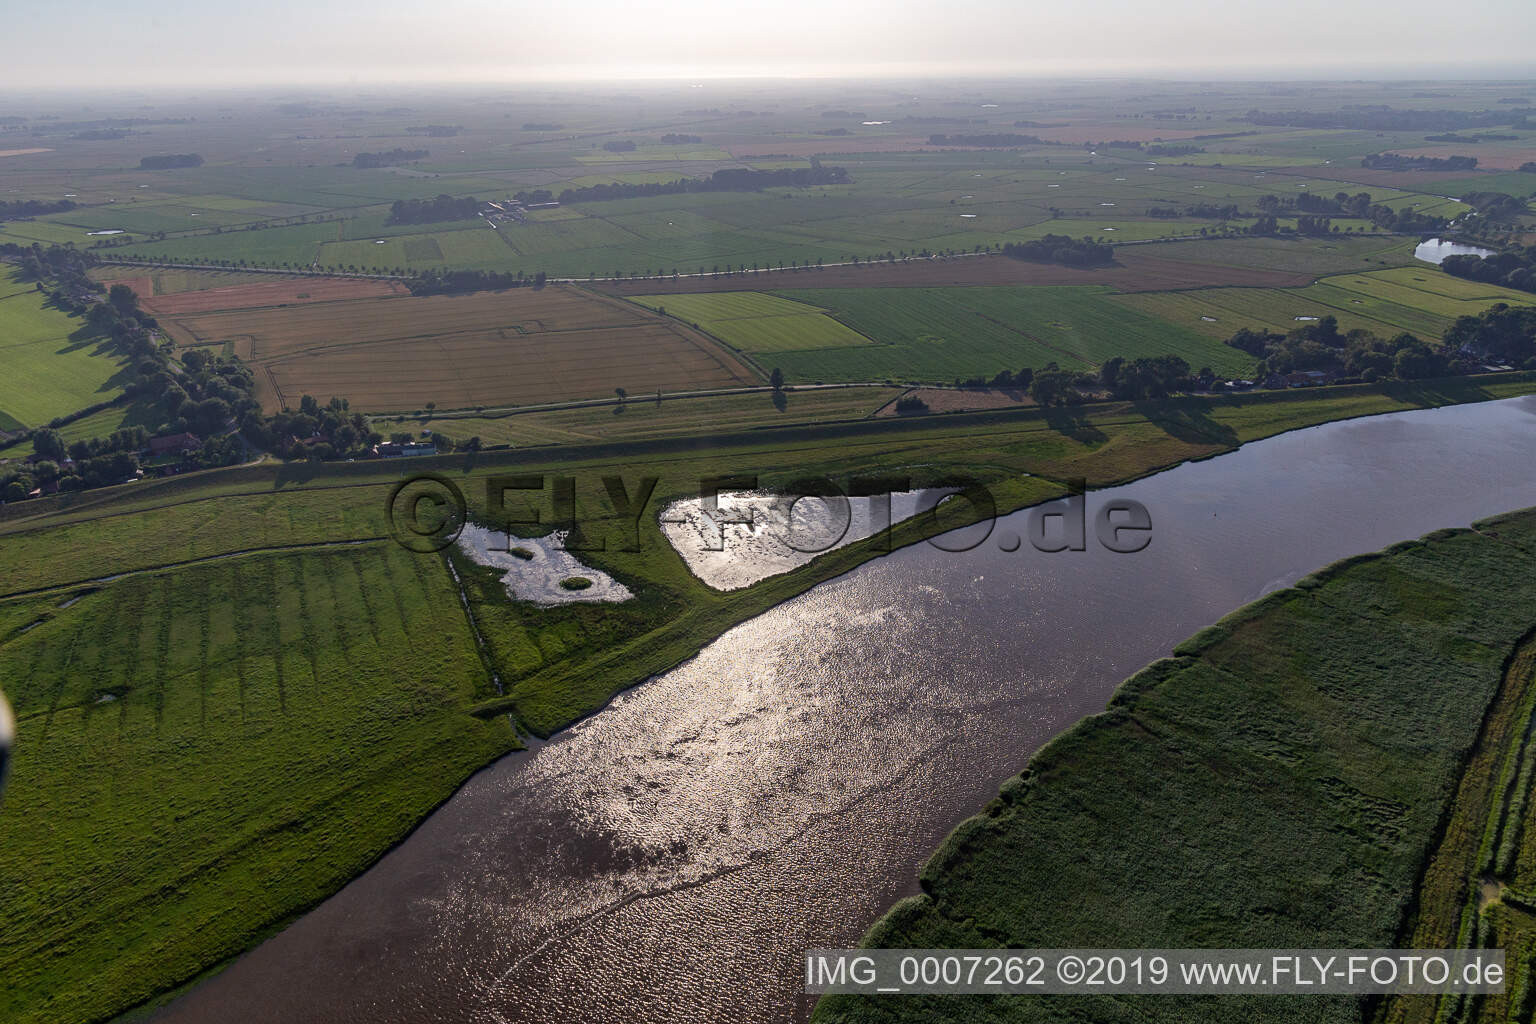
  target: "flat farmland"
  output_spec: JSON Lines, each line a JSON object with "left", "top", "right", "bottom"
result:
{"left": 400, "top": 386, "right": 903, "bottom": 446}
{"left": 136, "top": 276, "right": 408, "bottom": 315}
{"left": 1114, "top": 268, "right": 1536, "bottom": 341}
{"left": 156, "top": 284, "right": 760, "bottom": 412}
{"left": 596, "top": 247, "right": 1313, "bottom": 297}
{"left": 768, "top": 285, "right": 1256, "bottom": 381}
{"left": 1112, "top": 286, "right": 1415, "bottom": 338}
{"left": 628, "top": 292, "right": 875, "bottom": 353}
{"left": 0, "top": 544, "right": 516, "bottom": 1024}
{"left": 1320, "top": 267, "right": 1536, "bottom": 317}
{"left": 0, "top": 271, "right": 130, "bottom": 429}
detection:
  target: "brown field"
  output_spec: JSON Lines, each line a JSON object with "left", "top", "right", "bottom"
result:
{"left": 137, "top": 277, "right": 408, "bottom": 315}
{"left": 157, "top": 284, "right": 760, "bottom": 413}
{"left": 593, "top": 248, "right": 1313, "bottom": 296}
{"left": 1383, "top": 145, "right": 1536, "bottom": 171}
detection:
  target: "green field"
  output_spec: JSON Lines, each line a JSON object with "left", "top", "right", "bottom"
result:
{"left": 398, "top": 386, "right": 904, "bottom": 446}
{"left": 629, "top": 291, "right": 877, "bottom": 353}
{"left": 0, "top": 271, "right": 131, "bottom": 429}
{"left": 767, "top": 285, "right": 1258, "bottom": 381}
{"left": 0, "top": 543, "right": 516, "bottom": 1024}
{"left": 816, "top": 508, "right": 1536, "bottom": 1024}
{"left": 1114, "top": 268, "right": 1536, "bottom": 342}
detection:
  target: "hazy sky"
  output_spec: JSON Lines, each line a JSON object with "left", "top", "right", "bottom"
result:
{"left": 8, "top": 0, "right": 1535, "bottom": 86}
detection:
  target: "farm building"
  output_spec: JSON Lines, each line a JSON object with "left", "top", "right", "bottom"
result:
{"left": 147, "top": 432, "right": 201, "bottom": 456}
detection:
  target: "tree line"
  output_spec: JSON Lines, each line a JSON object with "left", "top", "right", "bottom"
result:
{"left": 386, "top": 194, "right": 481, "bottom": 225}
{"left": 138, "top": 154, "right": 203, "bottom": 170}
{"left": 351, "top": 148, "right": 428, "bottom": 169}
{"left": 0, "top": 199, "right": 77, "bottom": 219}
{"left": 406, "top": 268, "right": 546, "bottom": 296}
{"left": 1225, "top": 305, "right": 1536, "bottom": 381}
{"left": 1442, "top": 245, "right": 1536, "bottom": 295}
{"left": 551, "top": 163, "right": 851, "bottom": 204}
{"left": 1001, "top": 234, "right": 1114, "bottom": 267}
{"left": 1362, "top": 153, "right": 1478, "bottom": 171}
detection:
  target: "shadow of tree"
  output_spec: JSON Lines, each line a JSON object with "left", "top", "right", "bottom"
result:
{"left": 1133, "top": 397, "right": 1239, "bottom": 446}
{"left": 1042, "top": 406, "right": 1108, "bottom": 444}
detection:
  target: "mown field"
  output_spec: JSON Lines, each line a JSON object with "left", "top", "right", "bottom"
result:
{"left": 1114, "top": 265, "right": 1536, "bottom": 342}
{"left": 765, "top": 285, "right": 1258, "bottom": 381}
{"left": 1, "top": 371, "right": 1534, "bottom": 1024}
{"left": 628, "top": 291, "right": 876, "bottom": 353}
{"left": 154, "top": 284, "right": 760, "bottom": 412}
{"left": 0, "top": 270, "right": 130, "bottom": 430}
{"left": 815, "top": 508, "right": 1536, "bottom": 1024}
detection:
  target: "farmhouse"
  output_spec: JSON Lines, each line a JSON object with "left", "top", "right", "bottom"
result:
{"left": 147, "top": 432, "right": 201, "bottom": 456}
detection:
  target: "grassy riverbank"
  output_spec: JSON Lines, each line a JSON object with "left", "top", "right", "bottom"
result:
{"left": 814, "top": 508, "right": 1536, "bottom": 1024}
{"left": 2, "top": 375, "right": 1534, "bottom": 1022}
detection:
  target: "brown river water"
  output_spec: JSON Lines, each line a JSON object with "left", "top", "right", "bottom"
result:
{"left": 154, "top": 396, "right": 1536, "bottom": 1024}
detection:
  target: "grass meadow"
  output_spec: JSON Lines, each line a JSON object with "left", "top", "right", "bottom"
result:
{"left": 770, "top": 285, "right": 1257, "bottom": 381}
{"left": 0, "top": 543, "right": 516, "bottom": 1024}
{"left": 0, "top": 271, "right": 130, "bottom": 429}
{"left": 629, "top": 291, "right": 877, "bottom": 353}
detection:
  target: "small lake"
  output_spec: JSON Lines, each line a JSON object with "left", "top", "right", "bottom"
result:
{"left": 1414, "top": 238, "right": 1496, "bottom": 264}
{"left": 155, "top": 396, "right": 1536, "bottom": 1024}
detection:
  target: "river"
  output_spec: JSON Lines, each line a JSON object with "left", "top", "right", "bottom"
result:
{"left": 154, "top": 395, "right": 1536, "bottom": 1024}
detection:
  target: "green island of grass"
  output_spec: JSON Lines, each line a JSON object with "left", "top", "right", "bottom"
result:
{"left": 814, "top": 506, "right": 1536, "bottom": 1024}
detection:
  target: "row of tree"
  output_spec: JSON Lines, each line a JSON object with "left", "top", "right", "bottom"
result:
{"left": 1225, "top": 306, "right": 1536, "bottom": 381}
{"left": 1362, "top": 153, "right": 1478, "bottom": 171}
{"left": 351, "top": 148, "right": 428, "bottom": 169}
{"left": 406, "top": 268, "right": 546, "bottom": 295}
{"left": 0, "top": 199, "right": 76, "bottom": 219}
{"left": 1441, "top": 245, "right": 1536, "bottom": 295}
{"left": 553, "top": 163, "right": 851, "bottom": 204}
{"left": 386, "top": 194, "right": 482, "bottom": 225}
{"left": 1001, "top": 234, "right": 1114, "bottom": 267}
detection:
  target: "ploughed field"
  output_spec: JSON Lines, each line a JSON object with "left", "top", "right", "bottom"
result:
{"left": 153, "top": 283, "right": 760, "bottom": 413}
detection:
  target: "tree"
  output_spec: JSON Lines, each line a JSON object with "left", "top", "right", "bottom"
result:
{"left": 615, "top": 387, "right": 627, "bottom": 402}
{"left": 769, "top": 368, "right": 785, "bottom": 391}
{"left": 32, "top": 428, "right": 66, "bottom": 462}
{"left": 1030, "top": 368, "right": 1080, "bottom": 407}
{"left": 108, "top": 284, "right": 139, "bottom": 317}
